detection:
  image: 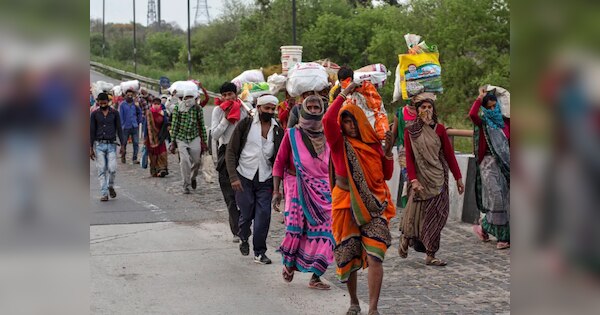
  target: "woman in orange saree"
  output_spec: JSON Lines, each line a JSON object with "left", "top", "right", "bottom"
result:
{"left": 323, "top": 78, "right": 395, "bottom": 315}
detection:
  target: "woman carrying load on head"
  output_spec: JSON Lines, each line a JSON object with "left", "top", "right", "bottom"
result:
{"left": 323, "top": 74, "right": 396, "bottom": 315}
{"left": 399, "top": 92, "right": 464, "bottom": 266}
{"left": 470, "top": 87, "right": 511, "bottom": 250}
{"left": 272, "top": 95, "right": 335, "bottom": 290}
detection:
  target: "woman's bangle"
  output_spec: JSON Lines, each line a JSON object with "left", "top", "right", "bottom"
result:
{"left": 273, "top": 191, "right": 281, "bottom": 196}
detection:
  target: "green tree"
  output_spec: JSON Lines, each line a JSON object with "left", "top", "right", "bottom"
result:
{"left": 90, "top": 32, "right": 105, "bottom": 57}
{"left": 146, "top": 32, "right": 183, "bottom": 68}
{"left": 110, "top": 37, "right": 134, "bottom": 61}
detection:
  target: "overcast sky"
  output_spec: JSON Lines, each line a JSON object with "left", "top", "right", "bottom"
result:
{"left": 90, "top": 0, "right": 404, "bottom": 29}
{"left": 89, "top": 0, "right": 253, "bottom": 29}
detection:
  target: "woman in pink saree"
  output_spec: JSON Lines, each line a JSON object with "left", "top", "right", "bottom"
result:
{"left": 272, "top": 95, "right": 335, "bottom": 290}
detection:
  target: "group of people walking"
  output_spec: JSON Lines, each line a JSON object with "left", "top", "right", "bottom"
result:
{"left": 90, "top": 66, "right": 510, "bottom": 315}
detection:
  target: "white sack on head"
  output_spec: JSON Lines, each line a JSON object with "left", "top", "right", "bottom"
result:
{"left": 95, "top": 81, "right": 114, "bottom": 92}
{"left": 111, "top": 85, "right": 122, "bottom": 97}
{"left": 354, "top": 64, "right": 389, "bottom": 89}
{"left": 267, "top": 73, "right": 287, "bottom": 94}
{"left": 120, "top": 80, "right": 140, "bottom": 93}
{"left": 231, "top": 69, "right": 265, "bottom": 91}
{"left": 286, "top": 62, "right": 328, "bottom": 97}
{"left": 168, "top": 81, "right": 200, "bottom": 98}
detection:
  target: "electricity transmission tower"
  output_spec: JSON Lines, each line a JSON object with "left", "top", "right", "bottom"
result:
{"left": 194, "top": 0, "right": 210, "bottom": 26}
{"left": 147, "top": 0, "right": 157, "bottom": 26}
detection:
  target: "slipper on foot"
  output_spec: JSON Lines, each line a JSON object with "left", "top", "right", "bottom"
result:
{"left": 346, "top": 304, "right": 361, "bottom": 315}
{"left": 426, "top": 258, "right": 447, "bottom": 266}
{"left": 282, "top": 266, "right": 294, "bottom": 283}
{"left": 473, "top": 225, "right": 490, "bottom": 242}
{"left": 308, "top": 279, "right": 330, "bottom": 290}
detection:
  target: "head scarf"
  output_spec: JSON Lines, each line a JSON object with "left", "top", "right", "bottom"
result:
{"left": 256, "top": 95, "right": 279, "bottom": 106}
{"left": 412, "top": 92, "right": 438, "bottom": 124}
{"left": 338, "top": 104, "right": 379, "bottom": 145}
{"left": 337, "top": 103, "right": 393, "bottom": 230}
{"left": 481, "top": 96, "right": 505, "bottom": 129}
{"left": 298, "top": 95, "right": 326, "bottom": 157}
{"left": 150, "top": 100, "right": 163, "bottom": 113}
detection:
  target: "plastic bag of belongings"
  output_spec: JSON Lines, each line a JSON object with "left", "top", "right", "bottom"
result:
{"left": 286, "top": 62, "right": 329, "bottom": 97}
{"left": 393, "top": 33, "right": 442, "bottom": 103}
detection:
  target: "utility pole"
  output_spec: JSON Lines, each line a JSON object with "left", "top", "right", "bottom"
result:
{"left": 187, "top": 0, "right": 192, "bottom": 78}
{"left": 133, "top": 0, "right": 137, "bottom": 73}
{"left": 102, "top": 0, "right": 105, "bottom": 58}
{"left": 158, "top": 0, "right": 161, "bottom": 28}
{"left": 292, "top": 0, "right": 297, "bottom": 45}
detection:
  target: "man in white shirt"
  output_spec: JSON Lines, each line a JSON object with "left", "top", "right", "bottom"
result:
{"left": 225, "top": 94, "right": 283, "bottom": 264}
{"left": 211, "top": 82, "right": 248, "bottom": 243}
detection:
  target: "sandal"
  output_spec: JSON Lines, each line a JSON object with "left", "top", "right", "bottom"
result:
{"left": 346, "top": 304, "right": 361, "bottom": 315}
{"left": 308, "top": 278, "right": 331, "bottom": 290}
{"left": 472, "top": 225, "right": 490, "bottom": 242}
{"left": 282, "top": 266, "right": 294, "bottom": 283}
{"left": 425, "top": 258, "right": 447, "bottom": 266}
{"left": 497, "top": 242, "right": 510, "bottom": 250}
{"left": 398, "top": 237, "right": 409, "bottom": 259}
{"left": 368, "top": 311, "right": 381, "bottom": 315}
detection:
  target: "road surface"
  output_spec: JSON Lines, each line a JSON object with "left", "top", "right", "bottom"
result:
{"left": 90, "top": 70, "right": 510, "bottom": 314}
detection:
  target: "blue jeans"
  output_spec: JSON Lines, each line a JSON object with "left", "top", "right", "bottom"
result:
{"left": 122, "top": 127, "right": 139, "bottom": 160}
{"left": 95, "top": 142, "right": 117, "bottom": 196}
{"left": 235, "top": 172, "right": 273, "bottom": 256}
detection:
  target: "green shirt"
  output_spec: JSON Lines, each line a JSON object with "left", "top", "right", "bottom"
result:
{"left": 171, "top": 104, "right": 207, "bottom": 144}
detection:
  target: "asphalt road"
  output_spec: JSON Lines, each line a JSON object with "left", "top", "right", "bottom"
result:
{"left": 90, "top": 70, "right": 216, "bottom": 129}
{"left": 90, "top": 70, "right": 223, "bottom": 226}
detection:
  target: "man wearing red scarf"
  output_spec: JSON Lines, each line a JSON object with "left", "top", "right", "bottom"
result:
{"left": 211, "top": 82, "right": 248, "bottom": 243}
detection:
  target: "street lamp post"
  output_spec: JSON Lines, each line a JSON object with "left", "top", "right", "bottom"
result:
{"left": 187, "top": 0, "right": 192, "bottom": 78}
{"left": 102, "top": 0, "right": 106, "bottom": 58}
{"left": 158, "top": 0, "right": 161, "bottom": 28}
{"left": 292, "top": 0, "right": 297, "bottom": 45}
{"left": 133, "top": 0, "right": 137, "bottom": 74}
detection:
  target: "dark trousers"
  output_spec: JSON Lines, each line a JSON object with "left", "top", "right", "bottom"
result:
{"left": 122, "top": 127, "right": 139, "bottom": 160}
{"left": 218, "top": 166, "right": 240, "bottom": 237}
{"left": 235, "top": 172, "right": 273, "bottom": 256}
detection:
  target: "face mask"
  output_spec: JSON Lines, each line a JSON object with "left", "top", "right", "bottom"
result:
{"left": 185, "top": 99, "right": 196, "bottom": 107}
{"left": 126, "top": 96, "right": 133, "bottom": 103}
{"left": 259, "top": 112, "right": 274, "bottom": 122}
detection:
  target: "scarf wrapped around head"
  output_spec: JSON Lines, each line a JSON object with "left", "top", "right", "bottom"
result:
{"left": 411, "top": 92, "right": 439, "bottom": 124}
{"left": 481, "top": 94, "right": 505, "bottom": 129}
{"left": 299, "top": 95, "right": 326, "bottom": 158}
{"left": 337, "top": 104, "right": 391, "bottom": 226}
{"left": 150, "top": 101, "right": 163, "bottom": 114}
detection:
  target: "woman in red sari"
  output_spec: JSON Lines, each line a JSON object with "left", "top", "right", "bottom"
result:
{"left": 144, "top": 98, "right": 170, "bottom": 177}
{"left": 399, "top": 93, "right": 464, "bottom": 266}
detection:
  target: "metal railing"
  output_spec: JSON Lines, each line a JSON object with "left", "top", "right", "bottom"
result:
{"left": 90, "top": 61, "right": 220, "bottom": 98}
{"left": 446, "top": 128, "right": 474, "bottom": 153}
